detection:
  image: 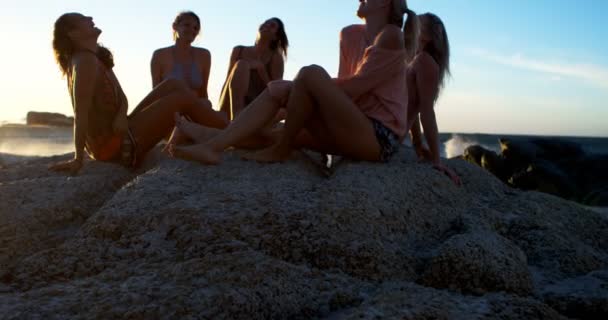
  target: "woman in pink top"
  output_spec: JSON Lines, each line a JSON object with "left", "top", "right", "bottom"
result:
{"left": 168, "top": 0, "right": 418, "bottom": 165}
{"left": 407, "top": 13, "right": 460, "bottom": 184}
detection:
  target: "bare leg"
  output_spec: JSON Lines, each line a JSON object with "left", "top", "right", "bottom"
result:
{"left": 172, "top": 113, "right": 221, "bottom": 144}
{"left": 128, "top": 87, "right": 227, "bottom": 160}
{"left": 248, "top": 65, "right": 381, "bottom": 162}
{"left": 130, "top": 78, "right": 190, "bottom": 115}
{"left": 218, "top": 60, "right": 251, "bottom": 120}
{"left": 228, "top": 61, "right": 252, "bottom": 120}
{"left": 171, "top": 90, "right": 281, "bottom": 164}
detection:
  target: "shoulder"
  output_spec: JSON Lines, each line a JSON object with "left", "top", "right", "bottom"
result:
{"left": 414, "top": 52, "right": 439, "bottom": 74}
{"left": 232, "top": 45, "right": 247, "bottom": 52}
{"left": 193, "top": 47, "right": 211, "bottom": 60}
{"left": 340, "top": 24, "right": 365, "bottom": 41}
{"left": 72, "top": 51, "right": 98, "bottom": 70}
{"left": 192, "top": 47, "right": 210, "bottom": 57}
{"left": 375, "top": 25, "right": 404, "bottom": 50}
{"left": 413, "top": 52, "right": 439, "bottom": 82}
{"left": 230, "top": 45, "right": 246, "bottom": 56}
{"left": 152, "top": 46, "right": 172, "bottom": 59}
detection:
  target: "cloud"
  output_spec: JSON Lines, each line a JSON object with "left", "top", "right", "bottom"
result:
{"left": 467, "top": 48, "right": 608, "bottom": 89}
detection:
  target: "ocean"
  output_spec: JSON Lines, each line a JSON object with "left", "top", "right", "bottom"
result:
{"left": 2, "top": 124, "right": 608, "bottom": 161}
{"left": 2, "top": 124, "right": 608, "bottom": 213}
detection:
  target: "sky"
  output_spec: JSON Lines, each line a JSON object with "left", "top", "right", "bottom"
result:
{"left": 1, "top": 0, "right": 607, "bottom": 137}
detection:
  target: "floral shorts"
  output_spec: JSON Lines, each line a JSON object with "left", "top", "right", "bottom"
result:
{"left": 370, "top": 118, "right": 399, "bottom": 162}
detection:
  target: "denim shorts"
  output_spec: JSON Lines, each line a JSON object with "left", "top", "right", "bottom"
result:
{"left": 370, "top": 118, "right": 399, "bottom": 162}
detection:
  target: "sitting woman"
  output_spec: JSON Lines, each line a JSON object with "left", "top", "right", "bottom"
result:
{"left": 218, "top": 18, "right": 288, "bottom": 120}
{"left": 151, "top": 11, "right": 211, "bottom": 100}
{"left": 407, "top": 13, "right": 460, "bottom": 184}
{"left": 49, "top": 13, "right": 227, "bottom": 175}
{"left": 168, "top": 0, "right": 417, "bottom": 165}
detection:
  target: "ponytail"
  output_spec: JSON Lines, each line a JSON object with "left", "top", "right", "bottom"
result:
{"left": 402, "top": 8, "right": 419, "bottom": 62}
{"left": 389, "top": 0, "right": 419, "bottom": 62}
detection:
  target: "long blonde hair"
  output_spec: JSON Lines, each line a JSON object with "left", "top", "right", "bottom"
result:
{"left": 420, "top": 13, "right": 450, "bottom": 97}
{"left": 388, "top": 0, "right": 419, "bottom": 61}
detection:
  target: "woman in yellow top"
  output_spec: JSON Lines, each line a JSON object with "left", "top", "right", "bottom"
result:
{"left": 49, "top": 13, "right": 227, "bottom": 175}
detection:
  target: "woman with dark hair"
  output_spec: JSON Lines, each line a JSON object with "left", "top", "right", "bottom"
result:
{"left": 168, "top": 0, "right": 418, "bottom": 166}
{"left": 151, "top": 11, "right": 211, "bottom": 100}
{"left": 49, "top": 13, "right": 226, "bottom": 175}
{"left": 407, "top": 13, "right": 460, "bottom": 184}
{"left": 218, "top": 18, "right": 289, "bottom": 120}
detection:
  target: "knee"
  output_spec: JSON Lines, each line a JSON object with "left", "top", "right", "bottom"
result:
{"left": 232, "top": 60, "right": 250, "bottom": 74}
{"left": 164, "top": 78, "right": 188, "bottom": 91}
{"left": 296, "top": 64, "right": 328, "bottom": 84}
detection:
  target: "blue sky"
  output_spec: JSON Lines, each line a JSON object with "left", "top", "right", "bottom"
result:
{"left": 1, "top": 0, "right": 607, "bottom": 136}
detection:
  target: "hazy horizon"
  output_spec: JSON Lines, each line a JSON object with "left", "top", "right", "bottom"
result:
{"left": 1, "top": 0, "right": 607, "bottom": 137}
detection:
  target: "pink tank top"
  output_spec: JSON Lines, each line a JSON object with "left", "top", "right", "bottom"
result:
{"left": 339, "top": 24, "right": 409, "bottom": 140}
{"left": 268, "top": 24, "right": 408, "bottom": 140}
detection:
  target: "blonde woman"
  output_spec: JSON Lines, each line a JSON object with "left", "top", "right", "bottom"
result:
{"left": 151, "top": 11, "right": 211, "bottom": 100}
{"left": 407, "top": 13, "right": 460, "bottom": 184}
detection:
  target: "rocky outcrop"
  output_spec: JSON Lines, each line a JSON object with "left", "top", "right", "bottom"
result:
{"left": 463, "top": 137, "right": 608, "bottom": 206}
{"left": 1, "top": 147, "right": 607, "bottom": 319}
{"left": 26, "top": 112, "right": 73, "bottom": 127}
{"left": 420, "top": 232, "right": 533, "bottom": 295}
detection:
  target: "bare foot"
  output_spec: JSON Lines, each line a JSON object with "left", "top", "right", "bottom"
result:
{"left": 175, "top": 114, "right": 219, "bottom": 144}
{"left": 165, "top": 113, "right": 190, "bottom": 150}
{"left": 164, "top": 126, "right": 187, "bottom": 153}
{"left": 242, "top": 143, "right": 292, "bottom": 163}
{"left": 169, "top": 144, "right": 222, "bottom": 165}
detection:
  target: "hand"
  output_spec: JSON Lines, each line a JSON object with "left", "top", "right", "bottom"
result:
{"left": 433, "top": 163, "right": 461, "bottom": 186}
{"left": 49, "top": 158, "right": 83, "bottom": 176}
{"left": 112, "top": 115, "right": 128, "bottom": 134}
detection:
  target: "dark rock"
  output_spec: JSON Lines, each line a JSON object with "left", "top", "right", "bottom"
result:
{"left": 542, "top": 270, "right": 608, "bottom": 320}
{"left": 509, "top": 160, "right": 577, "bottom": 199}
{"left": 464, "top": 137, "right": 607, "bottom": 207}
{"left": 0, "top": 147, "right": 606, "bottom": 319}
{"left": 420, "top": 232, "right": 533, "bottom": 295}
{"left": 500, "top": 138, "right": 542, "bottom": 169}
{"left": 26, "top": 112, "right": 73, "bottom": 127}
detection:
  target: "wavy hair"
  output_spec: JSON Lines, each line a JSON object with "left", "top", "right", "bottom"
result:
{"left": 265, "top": 17, "right": 289, "bottom": 59}
{"left": 419, "top": 13, "right": 451, "bottom": 96}
{"left": 53, "top": 13, "right": 114, "bottom": 76}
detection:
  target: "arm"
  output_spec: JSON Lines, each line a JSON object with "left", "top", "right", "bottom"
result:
{"left": 150, "top": 50, "right": 163, "bottom": 89}
{"left": 224, "top": 46, "right": 241, "bottom": 81}
{"left": 338, "top": 27, "right": 350, "bottom": 78}
{"left": 269, "top": 53, "right": 284, "bottom": 81}
{"left": 338, "top": 25, "right": 405, "bottom": 99}
{"left": 416, "top": 54, "right": 461, "bottom": 185}
{"left": 199, "top": 49, "right": 211, "bottom": 99}
{"left": 409, "top": 114, "right": 431, "bottom": 160}
{"left": 415, "top": 56, "right": 440, "bottom": 165}
{"left": 50, "top": 53, "right": 98, "bottom": 174}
